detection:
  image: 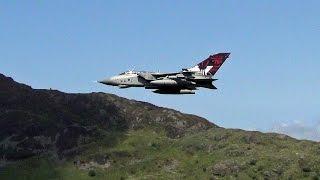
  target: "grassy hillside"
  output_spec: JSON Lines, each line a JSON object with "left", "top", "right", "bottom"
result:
{"left": 2, "top": 128, "right": 320, "bottom": 179}
{"left": 1, "top": 73, "right": 320, "bottom": 179}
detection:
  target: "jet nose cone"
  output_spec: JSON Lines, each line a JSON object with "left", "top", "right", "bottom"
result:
{"left": 98, "top": 78, "right": 115, "bottom": 85}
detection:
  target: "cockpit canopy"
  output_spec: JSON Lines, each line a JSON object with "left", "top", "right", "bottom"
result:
{"left": 118, "top": 70, "right": 151, "bottom": 75}
{"left": 119, "top": 70, "right": 135, "bottom": 75}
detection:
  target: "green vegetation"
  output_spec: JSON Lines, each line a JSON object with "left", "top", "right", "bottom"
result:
{"left": 88, "top": 170, "right": 96, "bottom": 177}
{"left": 1, "top": 128, "right": 320, "bottom": 180}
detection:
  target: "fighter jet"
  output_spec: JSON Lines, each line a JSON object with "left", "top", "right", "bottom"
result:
{"left": 99, "top": 53, "right": 230, "bottom": 94}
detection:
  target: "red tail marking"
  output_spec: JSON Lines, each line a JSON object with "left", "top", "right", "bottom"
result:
{"left": 198, "top": 53, "right": 230, "bottom": 75}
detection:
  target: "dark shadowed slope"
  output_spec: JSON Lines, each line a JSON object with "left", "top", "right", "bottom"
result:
{"left": 0, "top": 73, "right": 214, "bottom": 160}
{"left": 0, "top": 73, "right": 320, "bottom": 180}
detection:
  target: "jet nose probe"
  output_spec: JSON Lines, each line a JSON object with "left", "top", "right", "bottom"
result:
{"left": 98, "top": 78, "right": 115, "bottom": 85}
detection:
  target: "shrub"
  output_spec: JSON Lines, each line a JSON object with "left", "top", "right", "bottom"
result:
{"left": 88, "top": 169, "right": 96, "bottom": 177}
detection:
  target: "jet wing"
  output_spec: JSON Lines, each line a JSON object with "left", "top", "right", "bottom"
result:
{"left": 151, "top": 72, "right": 196, "bottom": 80}
{"left": 137, "top": 73, "right": 156, "bottom": 81}
{"left": 136, "top": 72, "right": 182, "bottom": 81}
{"left": 151, "top": 71, "right": 195, "bottom": 77}
{"left": 150, "top": 72, "right": 180, "bottom": 77}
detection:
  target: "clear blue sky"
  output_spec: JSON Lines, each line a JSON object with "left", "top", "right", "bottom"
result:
{"left": 1, "top": 1, "right": 320, "bottom": 140}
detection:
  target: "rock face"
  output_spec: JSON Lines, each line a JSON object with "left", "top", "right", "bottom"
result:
{"left": 0, "top": 73, "right": 215, "bottom": 160}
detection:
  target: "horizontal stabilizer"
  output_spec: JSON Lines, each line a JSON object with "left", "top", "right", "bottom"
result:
{"left": 202, "top": 83, "right": 217, "bottom": 89}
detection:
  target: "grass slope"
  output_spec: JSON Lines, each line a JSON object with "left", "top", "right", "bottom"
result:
{"left": 2, "top": 128, "right": 320, "bottom": 180}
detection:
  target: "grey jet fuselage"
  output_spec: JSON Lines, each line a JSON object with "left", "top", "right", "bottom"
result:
{"left": 99, "top": 53, "right": 230, "bottom": 94}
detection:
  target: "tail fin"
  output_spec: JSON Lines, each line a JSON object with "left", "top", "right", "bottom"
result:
{"left": 189, "top": 53, "right": 230, "bottom": 76}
